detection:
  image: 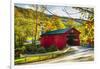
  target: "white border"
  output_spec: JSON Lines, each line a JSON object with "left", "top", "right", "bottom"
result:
{"left": 14, "top": 0, "right": 95, "bottom": 8}
{"left": 10, "top": 0, "right": 14, "bottom": 69}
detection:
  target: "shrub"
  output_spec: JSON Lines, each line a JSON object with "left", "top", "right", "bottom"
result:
{"left": 46, "top": 45, "right": 57, "bottom": 52}
{"left": 15, "top": 48, "right": 23, "bottom": 59}
{"left": 25, "top": 45, "right": 37, "bottom": 54}
{"left": 25, "top": 43, "right": 32, "bottom": 47}
{"left": 37, "top": 47, "right": 46, "bottom": 53}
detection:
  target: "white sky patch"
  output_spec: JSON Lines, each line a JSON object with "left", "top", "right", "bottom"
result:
{"left": 15, "top": 4, "right": 36, "bottom": 10}
{"left": 44, "top": 6, "right": 83, "bottom": 19}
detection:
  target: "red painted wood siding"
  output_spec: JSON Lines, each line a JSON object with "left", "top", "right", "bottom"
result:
{"left": 54, "top": 34, "right": 67, "bottom": 49}
{"left": 40, "top": 34, "right": 67, "bottom": 49}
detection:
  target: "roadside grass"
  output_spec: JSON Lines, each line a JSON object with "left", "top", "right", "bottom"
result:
{"left": 15, "top": 47, "right": 71, "bottom": 65}
{"left": 15, "top": 53, "right": 60, "bottom": 65}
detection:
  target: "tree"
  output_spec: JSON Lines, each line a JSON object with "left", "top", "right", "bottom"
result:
{"left": 72, "top": 7, "right": 94, "bottom": 21}
{"left": 15, "top": 17, "right": 34, "bottom": 47}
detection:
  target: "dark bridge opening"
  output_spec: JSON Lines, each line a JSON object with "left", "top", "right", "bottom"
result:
{"left": 67, "top": 34, "right": 75, "bottom": 46}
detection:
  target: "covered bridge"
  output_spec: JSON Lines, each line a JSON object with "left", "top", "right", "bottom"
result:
{"left": 40, "top": 28, "right": 80, "bottom": 50}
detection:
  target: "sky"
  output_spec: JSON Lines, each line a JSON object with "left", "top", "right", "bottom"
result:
{"left": 15, "top": 3, "right": 89, "bottom": 20}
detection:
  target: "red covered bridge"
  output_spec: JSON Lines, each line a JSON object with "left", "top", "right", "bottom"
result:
{"left": 40, "top": 28, "right": 80, "bottom": 50}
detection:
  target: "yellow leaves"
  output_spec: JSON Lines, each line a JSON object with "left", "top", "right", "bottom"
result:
{"left": 15, "top": 10, "right": 23, "bottom": 17}
{"left": 44, "top": 20, "right": 65, "bottom": 31}
{"left": 66, "top": 19, "right": 74, "bottom": 25}
{"left": 58, "top": 22, "right": 66, "bottom": 29}
{"left": 65, "top": 19, "right": 77, "bottom": 28}
{"left": 27, "top": 37, "right": 32, "bottom": 40}
{"left": 52, "top": 26, "right": 57, "bottom": 30}
{"left": 46, "top": 22, "right": 52, "bottom": 30}
{"left": 78, "top": 20, "right": 94, "bottom": 44}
